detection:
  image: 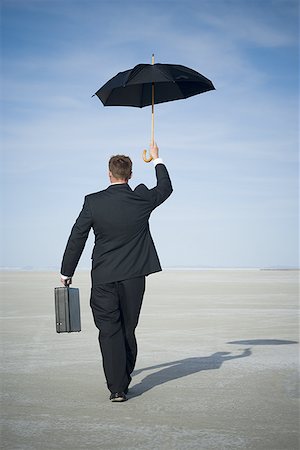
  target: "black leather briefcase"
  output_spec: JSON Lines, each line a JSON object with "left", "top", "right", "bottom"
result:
{"left": 54, "top": 287, "right": 81, "bottom": 333}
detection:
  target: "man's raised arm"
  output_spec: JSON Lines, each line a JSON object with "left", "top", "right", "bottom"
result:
{"left": 149, "top": 142, "right": 173, "bottom": 209}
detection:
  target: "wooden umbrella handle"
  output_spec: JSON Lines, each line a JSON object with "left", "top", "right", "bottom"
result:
{"left": 142, "top": 55, "right": 155, "bottom": 164}
{"left": 142, "top": 149, "right": 153, "bottom": 163}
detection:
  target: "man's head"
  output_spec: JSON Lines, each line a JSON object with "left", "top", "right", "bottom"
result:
{"left": 109, "top": 155, "right": 132, "bottom": 183}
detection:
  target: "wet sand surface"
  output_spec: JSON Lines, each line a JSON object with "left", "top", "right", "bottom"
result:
{"left": 1, "top": 270, "right": 299, "bottom": 450}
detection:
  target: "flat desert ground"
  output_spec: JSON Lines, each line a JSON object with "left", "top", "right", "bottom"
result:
{"left": 1, "top": 269, "right": 299, "bottom": 450}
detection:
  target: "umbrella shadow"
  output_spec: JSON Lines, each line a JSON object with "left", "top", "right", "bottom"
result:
{"left": 227, "top": 339, "right": 298, "bottom": 346}
{"left": 130, "top": 348, "right": 251, "bottom": 398}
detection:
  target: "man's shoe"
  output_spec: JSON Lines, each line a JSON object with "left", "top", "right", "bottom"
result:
{"left": 109, "top": 392, "right": 127, "bottom": 402}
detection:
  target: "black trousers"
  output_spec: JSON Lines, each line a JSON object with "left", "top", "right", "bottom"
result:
{"left": 90, "top": 276, "right": 145, "bottom": 393}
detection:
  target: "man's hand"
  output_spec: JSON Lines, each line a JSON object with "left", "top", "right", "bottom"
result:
{"left": 61, "top": 277, "right": 72, "bottom": 286}
{"left": 150, "top": 142, "right": 159, "bottom": 160}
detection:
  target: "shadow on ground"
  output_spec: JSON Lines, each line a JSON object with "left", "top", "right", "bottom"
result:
{"left": 131, "top": 339, "right": 298, "bottom": 397}
{"left": 130, "top": 348, "right": 251, "bottom": 397}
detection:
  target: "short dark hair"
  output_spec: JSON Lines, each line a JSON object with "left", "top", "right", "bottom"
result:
{"left": 109, "top": 155, "right": 132, "bottom": 180}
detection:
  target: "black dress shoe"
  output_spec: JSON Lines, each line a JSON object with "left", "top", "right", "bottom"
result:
{"left": 109, "top": 392, "right": 127, "bottom": 402}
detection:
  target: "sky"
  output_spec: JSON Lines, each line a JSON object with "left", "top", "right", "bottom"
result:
{"left": 1, "top": 0, "right": 299, "bottom": 270}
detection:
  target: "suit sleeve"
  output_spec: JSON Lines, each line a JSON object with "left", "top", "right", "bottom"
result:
{"left": 149, "top": 163, "right": 173, "bottom": 210}
{"left": 60, "top": 196, "right": 93, "bottom": 277}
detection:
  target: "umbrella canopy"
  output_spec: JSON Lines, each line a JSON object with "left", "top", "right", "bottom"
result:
{"left": 94, "top": 63, "right": 215, "bottom": 107}
{"left": 94, "top": 57, "right": 215, "bottom": 161}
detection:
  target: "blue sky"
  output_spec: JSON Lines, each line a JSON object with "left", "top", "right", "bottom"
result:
{"left": 1, "top": 0, "right": 299, "bottom": 269}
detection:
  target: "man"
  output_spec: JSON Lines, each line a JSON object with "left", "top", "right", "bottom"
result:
{"left": 60, "top": 143, "right": 172, "bottom": 402}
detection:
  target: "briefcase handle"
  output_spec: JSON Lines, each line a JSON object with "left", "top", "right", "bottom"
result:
{"left": 63, "top": 278, "right": 72, "bottom": 287}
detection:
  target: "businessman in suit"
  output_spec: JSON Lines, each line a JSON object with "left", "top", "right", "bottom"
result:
{"left": 60, "top": 143, "right": 172, "bottom": 402}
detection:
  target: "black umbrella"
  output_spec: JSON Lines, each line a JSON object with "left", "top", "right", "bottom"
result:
{"left": 94, "top": 55, "right": 215, "bottom": 161}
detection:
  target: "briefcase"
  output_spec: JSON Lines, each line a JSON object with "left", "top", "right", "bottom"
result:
{"left": 54, "top": 286, "right": 81, "bottom": 333}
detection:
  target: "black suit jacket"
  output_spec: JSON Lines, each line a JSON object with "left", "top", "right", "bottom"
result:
{"left": 61, "top": 163, "right": 173, "bottom": 283}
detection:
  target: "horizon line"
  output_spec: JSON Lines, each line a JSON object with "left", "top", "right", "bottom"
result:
{"left": 0, "top": 266, "right": 299, "bottom": 272}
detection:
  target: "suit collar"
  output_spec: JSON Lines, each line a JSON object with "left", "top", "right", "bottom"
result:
{"left": 107, "top": 183, "right": 132, "bottom": 191}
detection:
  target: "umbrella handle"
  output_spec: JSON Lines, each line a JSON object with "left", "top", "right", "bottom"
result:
{"left": 142, "top": 55, "right": 155, "bottom": 164}
{"left": 142, "top": 149, "right": 153, "bottom": 163}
